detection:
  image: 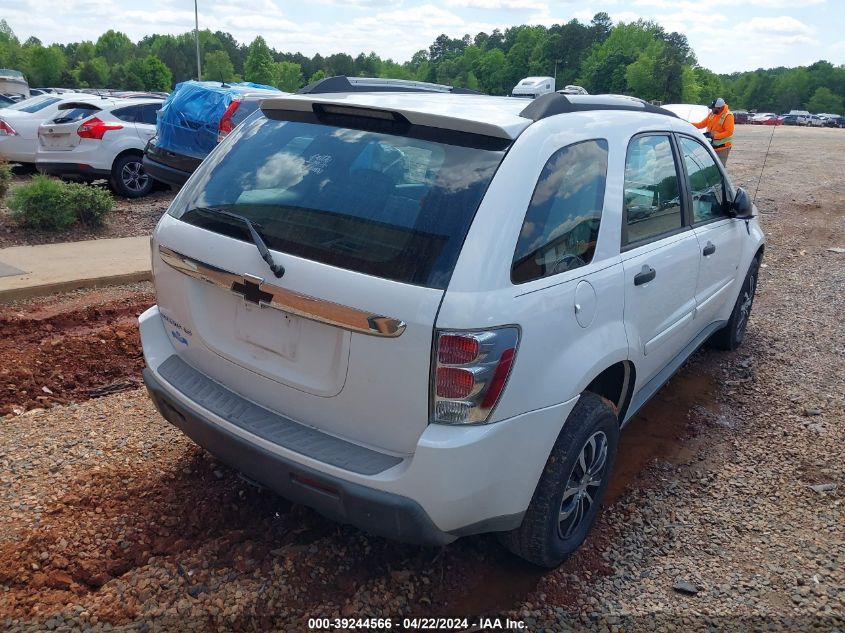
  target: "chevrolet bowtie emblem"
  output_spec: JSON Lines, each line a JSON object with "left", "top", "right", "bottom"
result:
{"left": 231, "top": 274, "right": 272, "bottom": 305}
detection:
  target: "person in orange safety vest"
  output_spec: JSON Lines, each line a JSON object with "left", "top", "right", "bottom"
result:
{"left": 694, "top": 97, "right": 734, "bottom": 166}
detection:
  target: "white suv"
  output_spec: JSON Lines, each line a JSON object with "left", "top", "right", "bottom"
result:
{"left": 139, "top": 91, "right": 764, "bottom": 567}
{"left": 36, "top": 97, "right": 162, "bottom": 197}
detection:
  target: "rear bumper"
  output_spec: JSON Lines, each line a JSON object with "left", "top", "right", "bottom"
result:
{"left": 143, "top": 366, "right": 452, "bottom": 545}
{"left": 139, "top": 305, "right": 576, "bottom": 544}
{"left": 37, "top": 162, "right": 110, "bottom": 178}
{"left": 142, "top": 155, "right": 191, "bottom": 188}
{"left": 142, "top": 141, "right": 202, "bottom": 188}
{"left": 0, "top": 136, "right": 37, "bottom": 164}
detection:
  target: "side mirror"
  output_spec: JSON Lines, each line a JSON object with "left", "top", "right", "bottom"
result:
{"left": 730, "top": 187, "right": 754, "bottom": 219}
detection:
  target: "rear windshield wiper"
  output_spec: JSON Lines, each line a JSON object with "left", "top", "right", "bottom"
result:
{"left": 186, "top": 206, "right": 285, "bottom": 278}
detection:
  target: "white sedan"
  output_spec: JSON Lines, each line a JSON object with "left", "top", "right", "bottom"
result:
{"left": 0, "top": 92, "right": 105, "bottom": 165}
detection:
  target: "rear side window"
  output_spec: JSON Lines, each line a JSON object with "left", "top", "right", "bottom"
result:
{"left": 171, "top": 116, "right": 506, "bottom": 289}
{"left": 50, "top": 105, "right": 101, "bottom": 124}
{"left": 678, "top": 136, "right": 727, "bottom": 223}
{"left": 623, "top": 134, "right": 683, "bottom": 246}
{"left": 114, "top": 104, "right": 160, "bottom": 124}
{"left": 112, "top": 105, "right": 140, "bottom": 123}
{"left": 138, "top": 104, "right": 160, "bottom": 125}
{"left": 512, "top": 139, "right": 608, "bottom": 284}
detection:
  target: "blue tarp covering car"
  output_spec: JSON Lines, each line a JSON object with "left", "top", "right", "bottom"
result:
{"left": 156, "top": 81, "right": 281, "bottom": 159}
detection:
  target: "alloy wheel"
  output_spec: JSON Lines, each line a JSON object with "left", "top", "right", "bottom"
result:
{"left": 736, "top": 270, "right": 756, "bottom": 339}
{"left": 558, "top": 430, "right": 608, "bottom": 539}
{"left": 121, "top": 160, "right": 150, "bottom": 193}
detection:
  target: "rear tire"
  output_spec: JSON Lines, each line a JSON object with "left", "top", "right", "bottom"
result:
{"left": 499, "top": 392, "right": 618, "bottom": 568}
{"left": 110, "top": 153, "right": 153, "bottom": 198}
{"left": 709, "top": 257, "right": 760, "bottom": 351}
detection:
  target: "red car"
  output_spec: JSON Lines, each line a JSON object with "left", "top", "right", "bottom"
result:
{"left": 751, "top": 113, "right": 783, "bottom": 125}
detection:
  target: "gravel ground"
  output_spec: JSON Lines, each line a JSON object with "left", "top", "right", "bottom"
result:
{"left": 0, "top": 173, "right": 174, "bottom": 248}
{"left": 0, "top": 126, "right": 843, "bottom": 632}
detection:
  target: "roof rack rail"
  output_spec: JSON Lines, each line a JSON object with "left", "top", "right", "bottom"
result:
{"left": 297, "top": 75, "right": 483, "bottom": 95}
{"left": 520, "top": 93, "right": 679, "bottom": 122}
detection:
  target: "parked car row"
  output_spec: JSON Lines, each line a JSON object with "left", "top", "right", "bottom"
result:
{"left": 0, "top": 91, "right": 166, "bottom": 197}
{"left": 749, "top": 111, "right": 844, "bottom": 127}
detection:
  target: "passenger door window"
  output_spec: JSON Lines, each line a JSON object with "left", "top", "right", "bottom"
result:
{"left": 622, "top": 135, "right": 683, "bottom": 246}
{"left": 512, "top": 139, "right": 608, "bottom": 284}
{"left": 678, "top": 136, "right": 728, "bottom": 223}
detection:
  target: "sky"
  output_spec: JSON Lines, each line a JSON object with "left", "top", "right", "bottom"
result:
{"left": 1, "top": 0, "right": 843, "bottom": 73}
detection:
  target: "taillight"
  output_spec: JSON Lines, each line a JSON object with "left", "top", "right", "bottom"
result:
{"left": 0, "top": 120, "right": 18, "bottom": 136}
{"left": 217, "top": 98, "right": 242, "bottom": 142}
{"left": 77, "top": 117, "right": 123, "bottom": 140}
{"left": 431, "top": 328, "right": 519, "bottom": 425}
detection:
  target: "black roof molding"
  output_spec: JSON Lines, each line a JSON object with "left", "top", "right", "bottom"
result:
{"left": 298, "top": 75, "right": 357, "bottom": 94}
{"left": 520, "top": 93, "right": 680, "bottom": 121}
{"left": 297, "top": 75, "right": 483, "bottom": 95}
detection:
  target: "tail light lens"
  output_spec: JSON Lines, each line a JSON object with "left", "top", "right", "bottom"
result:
{"left": 77, "top": 117, "right": 123, "bottom": 140}
{"left": 0, "top": 120, "right": 18, "bottom": 136}
{"left": 217, "top": 98, "right": 242, "bottom": 142}
{"left": 431, "top": 327, "right": 519, "bottom": 425}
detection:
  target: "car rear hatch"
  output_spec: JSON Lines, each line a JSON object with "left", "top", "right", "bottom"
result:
{"left": 151, "top": 100, "right": 515, "bottom": 455}
{"left": 38, "top": 102, "right": 104, "bottom": 151}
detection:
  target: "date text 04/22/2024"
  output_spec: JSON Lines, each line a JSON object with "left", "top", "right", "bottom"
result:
{"left": 307, "top": 617, "right": 527, "bottom": 630}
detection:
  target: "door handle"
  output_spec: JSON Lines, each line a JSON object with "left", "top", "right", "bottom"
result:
{"left": 703, "top": 241, "right": 716, "bottom": 256}
{"left": 634, "top": 265, "right": 656, "bottom": 286}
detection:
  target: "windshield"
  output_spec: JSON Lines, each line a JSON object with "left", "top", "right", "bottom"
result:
{"left": 170, "top": 114, "right": 507, "bottom": 289}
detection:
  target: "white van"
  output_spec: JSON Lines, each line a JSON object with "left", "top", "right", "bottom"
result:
{"left": 511, "top": 76, "right": 555, "bottom": 99}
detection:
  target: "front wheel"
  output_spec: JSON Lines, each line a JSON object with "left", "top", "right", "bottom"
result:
{"left": 709, "top": 257, "right": 759, "bottom": 351}
{"left": 110, "top": 153, "right": 153, "bottom": 198}
{"left": 499, "top": 393, "right": 619, "bottom": 568}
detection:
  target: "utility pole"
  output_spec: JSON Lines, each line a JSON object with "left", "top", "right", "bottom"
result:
{"left": 194, "top": 0, "right": 202, "bottom": 80}
{"left": 554, "top": 59, "right": 562, "bottom": 87}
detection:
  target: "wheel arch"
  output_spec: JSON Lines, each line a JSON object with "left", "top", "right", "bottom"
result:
{"left": 582, "top": 359, "right": 636, "bottom": 423}
{"left": 111, "top": 147, "right": 145, "bottom": 172}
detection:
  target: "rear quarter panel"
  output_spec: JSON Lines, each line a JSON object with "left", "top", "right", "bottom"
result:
{"left": 439, "top": 113, "right": 635, "bottom": 422}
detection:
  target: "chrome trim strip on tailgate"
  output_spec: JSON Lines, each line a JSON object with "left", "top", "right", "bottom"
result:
{"left": 159, "top": 245, "right": 406, "bottom": 338}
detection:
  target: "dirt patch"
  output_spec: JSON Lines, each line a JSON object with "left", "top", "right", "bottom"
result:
{"left": 0, "top": 287, "right": 153, "bottom": 415}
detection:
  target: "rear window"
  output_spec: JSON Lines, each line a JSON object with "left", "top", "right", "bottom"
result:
{"left": 8, "top": 96, "right": 61, "bottom": 113}
{"left": 50, "top": 105, "right": 101, "bottom": 124}
{"left": 170, "top": 114, "right": 506, "bottom": 289}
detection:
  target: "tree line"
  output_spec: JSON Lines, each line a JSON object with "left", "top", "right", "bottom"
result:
{"left": 1, "top": 16, "right": 843, "bottom": 113}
